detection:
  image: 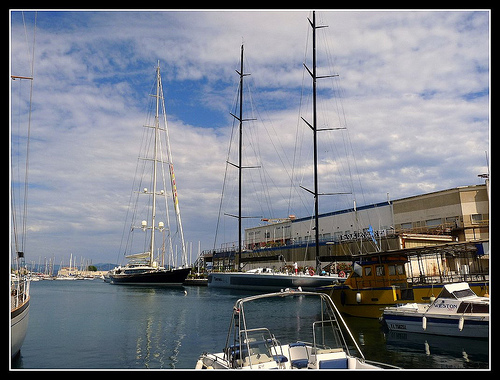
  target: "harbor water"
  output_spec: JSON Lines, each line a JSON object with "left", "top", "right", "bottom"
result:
{"left": 13, "top": 280, "right": 489, "bottom": 370}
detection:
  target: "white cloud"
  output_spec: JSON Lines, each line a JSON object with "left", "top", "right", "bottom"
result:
{"left": 11, "top": 10, "right": 489, "bottom": 265}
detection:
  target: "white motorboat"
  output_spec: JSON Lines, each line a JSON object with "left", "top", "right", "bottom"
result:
{"left": 382, "top": 282, "right": 489, "bottom": 338}
{"left": 195, "top": 290, "right": 399, "bottom": 369}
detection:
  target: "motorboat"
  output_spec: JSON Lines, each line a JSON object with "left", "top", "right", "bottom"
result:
{"left": 382, "top": 282, "right": 488, "bottom": 338}
{"left": 195, "top": 290, "right": 399, "bottom": 369}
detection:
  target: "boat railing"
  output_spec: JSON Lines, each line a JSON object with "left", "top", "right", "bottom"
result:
{"left": 407, "top": 272, "right": 489, "bottom": 285}
{"left": 11, "top": 276, "right": 30, "bottom": 309}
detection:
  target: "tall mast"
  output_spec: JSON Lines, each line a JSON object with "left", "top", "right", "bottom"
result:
{"left": 229, "top": 45, "right": 255, "bottom": 271}
{"left": 150, "top": 61, "right": 161, "bottom": 265}
{"left": 311, "top": 11, "right": 320, "bottom": 270}
{"left": 238, "top": 45, "right": 243, "bottom": 270}
{"left": 302, "top": 11, "right": 340, "bottom": 272}
{"left": 237, "top": 45, "right": 245, "bottom": 271}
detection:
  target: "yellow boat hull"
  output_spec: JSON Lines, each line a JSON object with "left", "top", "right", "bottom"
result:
{"left": 325, "top": 281, "right": 489, "bottom": 319}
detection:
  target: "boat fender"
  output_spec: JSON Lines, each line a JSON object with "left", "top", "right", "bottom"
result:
{"left": 340, "top": 290, "right": 346, "bottom": 306}
{"left": 356, "top": 292, "right": 362, "bottom": 303}
{"left": 422, "top": 316, "right": 427, "bottom": 331}
{"left": 458, "top": 316, "right": 465, "bottom": 331}
{"left": 339, "top": 271, "right": 345, "bottom": 278}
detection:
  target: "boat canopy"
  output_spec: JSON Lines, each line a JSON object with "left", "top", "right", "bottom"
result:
{"left": 439, "top": 282, "right": 476, "bottom": 299}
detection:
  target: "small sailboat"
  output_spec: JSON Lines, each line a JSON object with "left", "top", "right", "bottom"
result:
{"left": 108, "top": 62, "right": 190, "bottom": 285}
{"left": 195, "top": 290, "right": 399, "bottom": 369}
{"left": 382, "top": 282, "right": 489, "bottom": 338}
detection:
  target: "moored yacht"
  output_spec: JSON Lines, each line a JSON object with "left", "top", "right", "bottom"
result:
{"left": 108, "top": 62, "right": 190, "bottom": 286}
{"left": 208, "top": 268, "right": 342, "bottom": 291}
{"left": 382, "top": 282, "right": 489, "bottom": 338}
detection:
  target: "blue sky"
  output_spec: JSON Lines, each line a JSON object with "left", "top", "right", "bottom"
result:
{"left": 10, "top": 10, "right": 489, "bottom": 266}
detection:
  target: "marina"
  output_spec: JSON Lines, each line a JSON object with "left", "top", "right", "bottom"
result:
{"left": 12, "top": 280, "right": 489, "bottom": 369}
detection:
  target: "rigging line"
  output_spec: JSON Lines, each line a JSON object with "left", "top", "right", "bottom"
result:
{"left": 288, "top": 40, "right": 311, "bottom": 216}
{"left": 318, "top": 16, "right": 368, "bottom": 210}
{"left": 301, "top": 201, "right": 317, "bottom": 268}
{"left": 12, "top": 79, "right": 25, "bottom": 255}
{"left": 246, "top": 84, "right": 301, "bottom": 215}
{"left": 18, "top": 11, "right": 37, "bottom": 254}
{"left": 241, "top": 82, "right": 275, "bottom": 219}
{"left": 213, "top": 86, "right": 240, "bottom": 251}
{"left": 118, "top": 72, "right": 158, "bottom": 262}
{"left": 159, "top": 71, "right": 183, "bottom": 263}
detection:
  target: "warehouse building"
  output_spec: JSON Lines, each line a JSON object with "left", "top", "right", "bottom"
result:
{"left": 206, "top": 183, "right": 488, "bottom": 270}
{"left": 245, "top": 184, "right": 488, "bottom": 250}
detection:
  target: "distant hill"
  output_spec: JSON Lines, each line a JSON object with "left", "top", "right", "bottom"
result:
{"left": 93, "top": 263, "right": 118, "bottom": 271}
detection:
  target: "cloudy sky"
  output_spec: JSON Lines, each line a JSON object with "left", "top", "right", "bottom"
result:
{"left": 10, "top": 10, "right": 489, "bottom": 266}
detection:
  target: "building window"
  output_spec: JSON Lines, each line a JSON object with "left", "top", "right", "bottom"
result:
{"left": 401, "top": 222, "right": 412, "bottom": 230}
{"left": 425, "top": 218, "right": 442, "bottom": 227}
{"left": 471, "top": 214, "right": 483, "bottom": 224}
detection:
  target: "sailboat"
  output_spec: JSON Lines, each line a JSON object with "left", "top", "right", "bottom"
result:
{"left": 208, "top": 13, "right": 343, "bottom": 291}
{"left": 108, "top": 62, "right": 191, "bottom": 285}
{"left": 11, "top": 78, "right": 33, "bottom": 358}
{"left": 11, "top": 11, "right": 36, "bottom": 360}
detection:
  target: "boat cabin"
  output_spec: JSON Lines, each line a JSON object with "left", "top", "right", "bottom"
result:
{"left": 431, "top": 282, "right": 489, "bottom": 314}
{"left": 346, "top": 254, "right": 408, "bottom": 289}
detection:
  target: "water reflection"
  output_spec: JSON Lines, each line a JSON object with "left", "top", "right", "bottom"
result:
{"left": 117, "top": 286, "right": 188, "bottom": 369}
{"left": 385, "top": 330, "right": 489, "bottom": 369}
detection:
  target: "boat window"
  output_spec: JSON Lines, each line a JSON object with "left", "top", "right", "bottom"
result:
{"left": 396, "top": 264, "right": 405, "bottom": 275}
{"left": 388, "top": 265, "right": 396, "bottom": 276}
{"left": 364, "top": 267, "right": 372, "bottom": 276}
{"left": 376, "top": 265, "right": 385, "bottom": 276}
{"left": 453, "top": 288, "right": 476, "bottom": 299}
{"left": 438, "top": 288, "right": 453, "bottom": 298}
{"left": 457, "top": 302, "right": 489, "bottom": 313}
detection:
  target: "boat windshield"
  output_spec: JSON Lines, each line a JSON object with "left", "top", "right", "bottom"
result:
{"left": 226, "top": 292, "right": 356, "bottom": 365}
{"left": 439, "top": 286, "right": 476, "bottom": 299}
{"left": 312, "top": 319, "right": 345, "bottom": 350}
{"left": 452, "top": 288, "right": 476, "bottom": 299}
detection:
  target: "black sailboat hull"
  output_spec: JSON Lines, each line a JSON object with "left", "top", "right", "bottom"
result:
{"left": 109, "top": 268, "right": 191, "bottom": 285}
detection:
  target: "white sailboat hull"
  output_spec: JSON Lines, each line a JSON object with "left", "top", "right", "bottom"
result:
{"left": 11, "top": 298, "right": 30, "bottom": 359}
